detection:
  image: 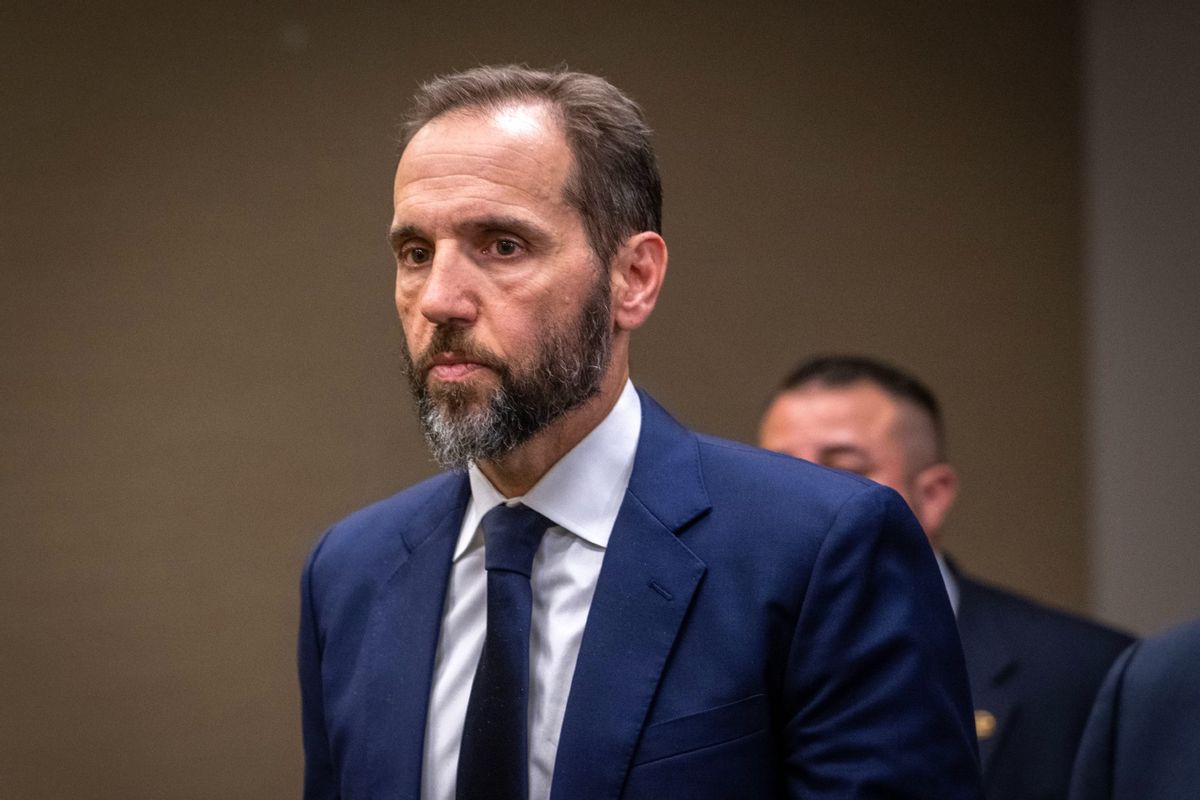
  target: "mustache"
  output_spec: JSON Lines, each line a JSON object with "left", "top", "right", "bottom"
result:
{"left": 407, "top": 327, "right": 507, "bottom": 377}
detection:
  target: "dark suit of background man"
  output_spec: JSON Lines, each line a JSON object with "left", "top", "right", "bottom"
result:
{"left": 759, "top": 355, "right": 1135, "bottom": 800}
{"left": 298, "top": 66, "right": 982, "bottom": 799}
{"left": 1069, "top": 615, "right": 1200, "bottom": 800}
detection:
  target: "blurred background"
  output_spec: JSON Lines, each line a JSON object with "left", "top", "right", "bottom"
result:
{"left": 3, "top": 1, "right": 1197, "bottom": 797}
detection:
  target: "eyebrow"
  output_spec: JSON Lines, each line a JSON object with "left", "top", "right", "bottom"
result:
{"left": 387, "top": 224, "right": 420, "bottom": 251}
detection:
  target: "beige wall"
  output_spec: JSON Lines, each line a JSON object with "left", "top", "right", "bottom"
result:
{"left": 1084, "top": 0, "right": 1200, "bottom": 636}
{"left": 2, "top": 3, "right": 1085, "bottom": 797}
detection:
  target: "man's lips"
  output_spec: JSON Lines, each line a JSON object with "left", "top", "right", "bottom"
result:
{"left": 425, "top": 353, "right": 490, "bottom": 382}
{"left": 428, "top": 363, "right": 484, "bottom": 381}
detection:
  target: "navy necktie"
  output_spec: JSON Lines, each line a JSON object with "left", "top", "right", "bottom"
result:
{"left": 456, "top": 502, "right": 551, "bottom": 800}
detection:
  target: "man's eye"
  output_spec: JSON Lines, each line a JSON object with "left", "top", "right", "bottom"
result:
{"left": 493, "top": 239, "right": 521, "bottom": 257}
{"left": 822, "top": 457, "right": 870, "bottom": 477}
{"left": 402, "top": 246, "right": 432, "bottom": 265}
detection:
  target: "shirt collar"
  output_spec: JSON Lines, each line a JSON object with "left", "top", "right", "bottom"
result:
{"left": 454, "top": 379, "right": 642, "bottom": 560}
{"left": 936, "top": 552, "right": 960, "bottom": 617}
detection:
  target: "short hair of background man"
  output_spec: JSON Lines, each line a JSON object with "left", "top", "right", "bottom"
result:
{"left": 398, "top": 64, "right": 662, "bottom": 269}
{"left": 777, "top": 355, "right": 947, "bottom": 463}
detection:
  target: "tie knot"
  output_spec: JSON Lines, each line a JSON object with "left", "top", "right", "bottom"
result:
{"left": 481, "top": 503, "right": 550, "bottom": 577}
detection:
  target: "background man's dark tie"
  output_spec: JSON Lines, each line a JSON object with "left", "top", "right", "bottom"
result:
{"left": 457, "top": 503, "right": 551, "bottom": 800}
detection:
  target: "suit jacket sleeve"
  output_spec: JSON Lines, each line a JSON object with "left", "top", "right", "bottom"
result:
{"left": 299, "top": 531, "right": 339, "bottom": 800}
{"left": 781, "top": 485, "right": 981, "bottom": 798}
{"left": 1067, "top": 641, "right": 1132, "bottom": 800}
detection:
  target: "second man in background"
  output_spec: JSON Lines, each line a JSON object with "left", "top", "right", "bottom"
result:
{"left": 759, "top": 355, "right": 1133, "bottom": 800}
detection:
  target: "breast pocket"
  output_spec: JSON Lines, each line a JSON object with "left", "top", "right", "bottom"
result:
{"left": 632, "top": 693, "right": 769, "bottom": 766}
{"left": 625, "top": 694, "right": 775, "bottom": 799}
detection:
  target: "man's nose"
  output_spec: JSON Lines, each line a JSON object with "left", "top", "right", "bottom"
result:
{"left": 417, "top": 247, "right": 479, "bottom": 327}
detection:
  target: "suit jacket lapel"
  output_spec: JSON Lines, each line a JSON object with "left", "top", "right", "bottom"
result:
{"left": 954, "top": 572, "right": 1018, "bottom": 779}
{"left": 359, "top": 475, "right": 469, "bottom": 799}
{"left": 550, "top": 391, "right": 710, "bottom": 800}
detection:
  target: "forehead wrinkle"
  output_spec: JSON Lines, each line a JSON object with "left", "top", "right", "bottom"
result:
{"left": 399, "top": 131, "right": 568, "bottom": 192}
{"left": 395, "top": 191, "right": 558, "bottom": 220}
{"left": 407, "top": 139, "right": 555, "bottom": 170}
{"left": 396, "top": 171, "right": 564, "bottom": 209}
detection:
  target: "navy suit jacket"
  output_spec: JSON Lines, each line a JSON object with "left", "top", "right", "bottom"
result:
{"left": 954, "top": 571, "right": 1133, "bottom": 800}
{"left": 1069, "top": 616, "right": 1200, "bottom": 800}
{"left": 299, "top": 390, "right": 982, "bottom": 798}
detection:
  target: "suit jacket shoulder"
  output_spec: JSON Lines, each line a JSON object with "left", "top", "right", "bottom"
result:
{"left": 1069, "top": 617, "right": 1200, "bottom": 800}
{"left": 955, "top": 570, "right": 1134, "bottom": 800}
{"left": 305, "top": 471, "right": 468, "bottom": 589}
{"left": 958, "top": 573, "right": 1133, "bottom": 672}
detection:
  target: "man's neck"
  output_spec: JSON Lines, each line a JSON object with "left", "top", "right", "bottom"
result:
{"left": 479, "top": 366, "right": 629, "bottom": 498}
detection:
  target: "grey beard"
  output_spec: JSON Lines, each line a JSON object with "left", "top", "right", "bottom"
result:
{"left": 416, "top": 383, "right": 530, "bottom": 470}
{"left": 404, "top": 279, "right": 612, "bottom": 470}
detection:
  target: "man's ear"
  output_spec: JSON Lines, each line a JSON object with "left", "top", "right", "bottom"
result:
{"left": 913, "top": 462, "right": 958, "bottom": 549}
{"left": 610, "top": 232, "right": 667, "bottom": 332}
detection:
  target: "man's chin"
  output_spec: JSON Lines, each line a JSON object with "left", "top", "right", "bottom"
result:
{"left": 424, "top": 378, "right": 495, "bottom": 416}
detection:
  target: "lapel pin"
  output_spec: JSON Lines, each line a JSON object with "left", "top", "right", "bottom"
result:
{"left": 975, "top": 709, "right": 997, "bottom": 740}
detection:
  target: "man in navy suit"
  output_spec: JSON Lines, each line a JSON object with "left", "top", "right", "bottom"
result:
{"left": 1069, "top": 616, "right": 1200, "bottom": 800}
{"left": 299, "top": 66, "right": 981, "bottom": 799}
{"left": 759, "top": 355, "right": 1134, "bottom": 800}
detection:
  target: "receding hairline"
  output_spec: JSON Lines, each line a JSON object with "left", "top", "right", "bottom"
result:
{"left": 400, "top": 96, "right": 567, "bottom": 153}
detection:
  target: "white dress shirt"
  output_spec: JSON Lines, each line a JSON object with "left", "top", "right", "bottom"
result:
{"left": 936, "top": 552, "right": 960, "bottom": 617}
{"left": 420, "top": 380, "right": 642, "bottom": 800}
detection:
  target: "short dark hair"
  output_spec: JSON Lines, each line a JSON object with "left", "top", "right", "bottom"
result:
{"left": 775, "top": 355, "right": 946, "bottom": 460}
{"left": 398, "top": 64, "right": 662, "bottom": 270}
